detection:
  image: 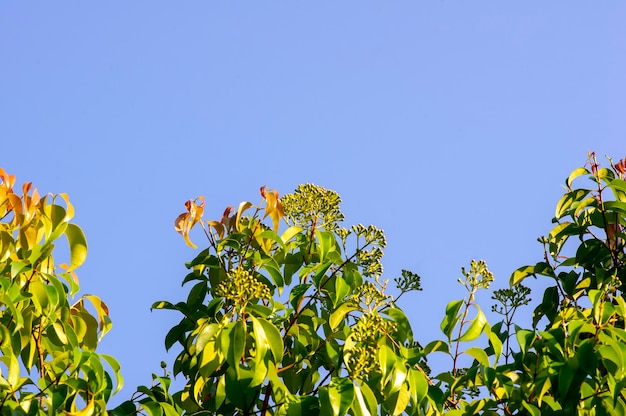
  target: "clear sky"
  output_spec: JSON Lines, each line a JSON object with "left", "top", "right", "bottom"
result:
{"left": 1, "top": 2, "right": 624, "bottom": 405}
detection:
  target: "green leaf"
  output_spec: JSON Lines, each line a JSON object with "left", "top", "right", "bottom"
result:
{"left": 196, "top": 323, "right": 220, "bottom": 352}
{"left": 556, "top": 189, "right": 590, "bottom": 219}
{"left": 111, "top": 401, "right": 137, "bottom": 415}
{"left": 408, "top": 367, "right": 429, "bottom": 405}
{"left": 101, "top": 354, "right": 123, "bottom": 394}
{"left": 566, "top": 167, "right": 590, "bottom": 189}
{"left": 608, "top": 179, "right": 626, "bottom": 202}
{"left": 333, "top": 275, "right": 351, "bottom": 307}
{"left": 320, "top": 378, "right": 354, "bottom": 416}
{"left": 186, "top": 281, "right": 207, "bottom": 310}
{"left": 510, "top": 262, "right": 554, "bottom": 286}
{"left": 221, "top": 321, "right": 246, "bottom": 371}
{"left": 215, "top": 374, "right": 227, "bottom": 409}
{"left": 52, "top": 321, "right": 68, "bottom": 345}
{"left": 311, "top": 261, "right": 333, "bottom": 288}
{"left": 281, "top": 226, "right": 304, "bottom": 244}
{"left": 330, "top": 303, "right": 356, "bottom": 330}
{"left": 65, "top": 223, "right": 88, "bottom": 270}
{"left": 290, "top": 283, "right": 311, "bottom": 309}
{"left": 383, "top": 307, "right": 413, "bottom": 344}
{"left": 573, "top": 197, "right": 597, "bottom": 216}
{"left": 352, "top": 382, "right": 373, "bottom": 416}
{"left": 316, "top": 231, "right": 338, "bottom": 262}
{"left": 548, "top": 222, "right": 578, "bottom": 258}
{"left": 487, "top": 329, "right": 502, "bottom": 365}
{"left": 465, "top": 346, "right": 490, "bottom": 367}
{"left": 10, "top": 260, "right": 30, "bottom": 278}
{"left": 533, "top": 285, "right": 559, "bottom": 327}
{"left": 284, "top": 395, "right": 319, "bottom": 416}
{"left": 457, "top": 305, "right": 487, "bottom": 342}
{"left": 29, "top": 280, "right": 49, "bottom": 314}
{"left": 558, "top": 362, "right": 575, "bottom": 399}
{"left": 522, "top": 401, "right": 542, "bottom": 416}
{"left": 257, "top": 229, "right": 286, "bottom": 251}
{"left": 423, "top": 339, "right": 449, "bottom": 355}
{"left": 160, "top": 403, "right": 181, "bottom": 416}
{"left": 252, "top": 316, "right": 284, "bottom": 363}
{"left": 262, "top": 260, "right": 285, "bottom": 291}
{"left": 384, "top": 383, "right": 410, "bottom": 416}
{"left": 440, "top": 299, "right": 463, "bottom": 339}
{"left": 604, "top": 200, "right": 626, "bottom": 215}
{"left": 516, "top": 329, "right": 536, "bottom": 355}
{"left": 140, "top": 401, "right": 163, "bottom": 416}
{"left": 378, "top": 344, "right": 397, "bottom": 383}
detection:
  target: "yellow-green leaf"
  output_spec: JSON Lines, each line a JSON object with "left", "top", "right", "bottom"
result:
{"left": 65, "top": 223, "right": 87, "bottom": 270}
{"left": 457, "top": 305, "right": 487, "bottom": 342}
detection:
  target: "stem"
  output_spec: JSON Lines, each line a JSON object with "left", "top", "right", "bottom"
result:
{"left": 33, "top": 320, "right": 47, "bottom": 406}
{"left": 260, "top": 382, "right": 272, "bottom": 415}
{"left": 452, "top": 292, "right": 474, "bottom": 377}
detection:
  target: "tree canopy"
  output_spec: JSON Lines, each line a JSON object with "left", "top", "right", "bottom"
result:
{"left": 1, "top": 152, "right": 626, "bottom": 415}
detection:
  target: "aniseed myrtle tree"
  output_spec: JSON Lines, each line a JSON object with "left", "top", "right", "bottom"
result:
{"left": 0, "top": 169, "right": 121, "bottom": 415}
{"left": 123, "top": 152, "right": 626, "bottom": 416}
{"left": 2, "top": 151, "right": 625, "bottom": 416}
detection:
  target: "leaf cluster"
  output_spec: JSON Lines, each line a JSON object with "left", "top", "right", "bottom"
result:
{"left": 0, "top": 169, "right": 121, "bottom": 415}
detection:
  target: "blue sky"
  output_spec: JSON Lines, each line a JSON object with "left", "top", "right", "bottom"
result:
{"left": 1, "top": 2, "right": 624, "bottom": 404}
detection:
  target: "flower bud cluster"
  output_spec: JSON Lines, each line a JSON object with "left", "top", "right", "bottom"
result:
{"left": 461, "top": 259, "right": 494, "bottom": 290}
{"left": 348, "top": 312, "right": 397, "bottom": 380}
{"left": 215, "top": 266, "right": 271, "bottom": 307}
{"left": 352, "top": 313, "right": 397, "bottom": 344}
{"left": 351, "top": 281, "right": 390, "bottom": 311}
{"left": 347, "top": 345, "right": 378, "bottom": 380}
{"left": 352, "top": 224, "right": 386, "bottom": 278}
{"left": 280, "top": 184, "right": 344, "bottom": 231}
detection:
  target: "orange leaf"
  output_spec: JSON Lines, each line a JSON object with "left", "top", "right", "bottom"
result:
{"left": 0, "top": 168, "right": 15, "bottom": 191}
{"left": 207, "top": 220, "right": 225, "bottom": 239}
{"left": 174, "top": 197, "right": 205, "bottom": 248}
{"left": 263, "top": 189, "right": 284, "bottom": 231}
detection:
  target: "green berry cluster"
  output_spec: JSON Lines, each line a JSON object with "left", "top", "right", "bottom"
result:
{"left": 215, "top": 266, "right": 271, "bottom": 308}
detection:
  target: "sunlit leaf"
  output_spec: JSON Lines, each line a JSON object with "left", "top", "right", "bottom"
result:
{"left": 465, "top": 346, "right": 490, "bottom": 367}
{"left": 330, "top": 303, "right": 356, "bottom": 330}
{"left": 408, "top": 367, "right": 429, "bottom": 405}
{"left": 566, "top": 167, "right": 590, "bottom": 189}
{"left": 317, "top": 230, "right": 338, "bottom": 262}
{"left": 256, "top": 317, "right": 283, "bottom": 362}
{"left": 556, "top": 189, "right": 590, "bottom": 218}
{"left": 384, "top": 307, "right": 413, "bottom": 344}
{"left": 457, "top": 305, "right": 487, "bottom": 342}
{"left": 320, "top": 378, "right": 354, "bottom": 416}
{"left": 62, "top": 395, "right": 94, "bottom": 416}
{"left": 384, "top": 383, "right": 410, "bottom": 416}
{"left": 423, "top": 339, "right": 449, "bottom": 355}
{"left": 174, "top": 197, "right": 205, "bottom": 248}
{"left": 221, "top": 321, "right": 246, "bottom": 371}
{"left": 440, "top": 299, "right": 463, "bottom": 339}
{"left": 65, "top": 223, "right": 87, "bottom": 270}
{"left": 235, "top": 201, "right": 253, "bottom": 231}
{"left": 510, "top": 262, "right": 554, "bottom": 285}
